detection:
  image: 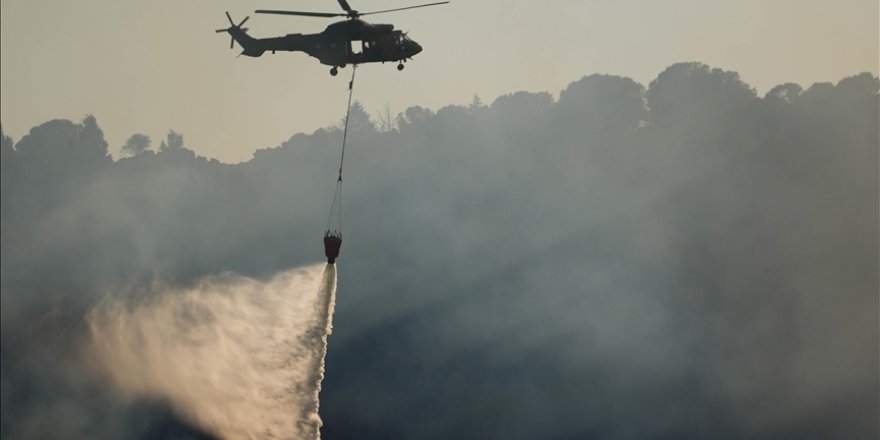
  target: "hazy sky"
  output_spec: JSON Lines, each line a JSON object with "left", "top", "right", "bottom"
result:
{"left": 2, "top": 0, "right": 877, "bottom": 162}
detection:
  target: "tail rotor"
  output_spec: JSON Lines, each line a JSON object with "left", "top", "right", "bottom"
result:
{"left": 215, "top": 11, "right": 250, "bottom": 49}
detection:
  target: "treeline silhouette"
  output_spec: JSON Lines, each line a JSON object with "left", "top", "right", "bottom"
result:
{"left": 1, "top": 62, "right": 877, "bottom": 439}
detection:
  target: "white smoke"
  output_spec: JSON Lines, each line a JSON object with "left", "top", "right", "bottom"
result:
{"left": 86, "top": 264, "right": 337, "bottom": 440}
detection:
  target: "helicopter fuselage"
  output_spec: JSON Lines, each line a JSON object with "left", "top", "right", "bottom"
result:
{"left": 227, "top": 19, "right": 422, "bottom": 68}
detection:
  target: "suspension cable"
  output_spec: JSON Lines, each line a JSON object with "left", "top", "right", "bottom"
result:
{"left": 338, "top": 64, "right": 357, "bottom": 182}
{"left": 326, "top": 65, "right": 358, "bottom": 235}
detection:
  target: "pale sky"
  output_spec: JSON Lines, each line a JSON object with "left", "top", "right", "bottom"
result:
{"left": 2, "top": 0, "right": 877, "bottom": 163}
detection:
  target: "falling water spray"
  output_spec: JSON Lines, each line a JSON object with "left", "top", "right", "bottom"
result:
{"left": 87, "top": 263, "right": 337, "bottom": 440}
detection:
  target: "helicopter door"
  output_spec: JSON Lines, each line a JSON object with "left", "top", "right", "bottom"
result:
{"left": 349, "top": 40, "right": 363, "bottom": 56}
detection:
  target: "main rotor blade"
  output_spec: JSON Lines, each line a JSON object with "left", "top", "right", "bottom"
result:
{"left": 238, "top": 16, "right": 250, "bottom": 27}
{"left": 225, "top": 11, "right": 234, "bottom": 25}
{"left": 337, "top": 0, "right": 354, "bottom": 13}
{"left": 230, "top": 36, "right": 235, "bottom": 49}
{"left": 255, "top": 9, "right": 344, "bottom": 18}
{"left": 215, "top": 28, "right": 229, "bottom": 33}
{"left": 358, "top": 1, "right": 449, "bottom": 17}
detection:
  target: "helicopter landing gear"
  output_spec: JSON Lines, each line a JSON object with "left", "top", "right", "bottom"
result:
{"left": 397, "top": 62, "right": 405, "bottom": 71}
{"left": 330, "top": 66, "right": 339, "bottom": 76}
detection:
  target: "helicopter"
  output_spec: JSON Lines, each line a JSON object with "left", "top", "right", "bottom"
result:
{"left": 216, "top": 0, "right": 449, "bottom": 75}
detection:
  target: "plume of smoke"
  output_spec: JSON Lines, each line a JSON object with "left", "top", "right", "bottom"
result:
{"left": 86, "top": 264, "right": 337, "bottom": 440}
